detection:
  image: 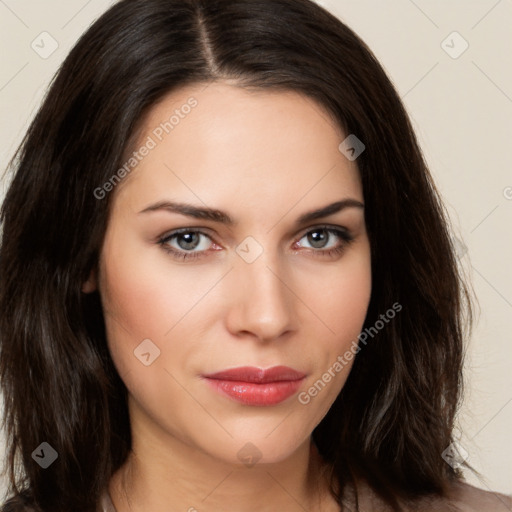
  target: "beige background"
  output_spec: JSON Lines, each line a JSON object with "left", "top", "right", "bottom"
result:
{"left": 0, "top": 0, "right": 511, "bottom": 499}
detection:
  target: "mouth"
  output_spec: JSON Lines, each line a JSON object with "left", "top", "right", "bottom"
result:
{"left": 201, "top": 366, "right": 307, "bottom": 406}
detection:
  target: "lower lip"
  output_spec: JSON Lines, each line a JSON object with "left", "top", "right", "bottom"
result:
{"left": 204, "top": 378, "right": 305, "bottom": 406}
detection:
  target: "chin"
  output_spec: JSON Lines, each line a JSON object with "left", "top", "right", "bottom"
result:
{"left": 192, "top": 429, "right": 309, "bottom": 468}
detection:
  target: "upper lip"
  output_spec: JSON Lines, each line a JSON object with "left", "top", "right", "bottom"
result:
{"left": 203, "top": 366, "right": 306, "bottom": 383}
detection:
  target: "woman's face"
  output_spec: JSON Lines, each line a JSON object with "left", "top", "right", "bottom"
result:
{"left": 94, "top": 82, "right": 371, "bottom": 464}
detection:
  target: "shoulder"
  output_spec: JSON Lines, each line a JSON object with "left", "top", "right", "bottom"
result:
{"left": 413, "top": 481, "right": 512, "bottom": 512}
{"left": 442, "top": 481, "right": 512, "bottom": 511}
{"left": 349, "top": 479, "right": 512, "bottom": 512}
{"left": 0, "top": 500, "right": 37, "bottom": 512}
{"left": 0, "top": 491, "right": 38, "bottom": 512}
{"left": 1, "top": 489, "right": 114, "bottom": 512}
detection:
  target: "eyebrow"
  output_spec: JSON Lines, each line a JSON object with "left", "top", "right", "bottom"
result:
{"left": 138, "top": 198, "right": 364, "bottom": 226}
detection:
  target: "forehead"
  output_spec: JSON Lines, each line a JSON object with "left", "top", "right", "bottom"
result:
{"left": 114, "top": 81, "right": 362, "bottom": 216}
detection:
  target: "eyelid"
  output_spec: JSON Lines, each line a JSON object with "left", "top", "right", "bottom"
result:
{"left": 158, "top": 224, "right": 354, "bottom": 262}
{"left": 158, "top": 224, "right": 351, "bottom": 245}
{"left": 297, "top": 223, "right": 351, "bottom": 237}
{"left": 293, "top": 224, "right": 354, "bottom": 251}
{"left": 157, "top": 226, "right": 217, "bottom": 243}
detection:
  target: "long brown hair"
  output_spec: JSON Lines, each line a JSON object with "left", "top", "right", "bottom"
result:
{"left": 0, "top": 1, "right": 473, "bottom": 510}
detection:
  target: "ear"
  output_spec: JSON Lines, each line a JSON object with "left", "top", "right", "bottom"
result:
{"left": 81, "top": 268, "right": 98, "bottom": 293}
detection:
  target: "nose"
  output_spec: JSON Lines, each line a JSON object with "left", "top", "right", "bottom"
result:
{"left": 224, "top": 250, "right": 296, "bottom": 343}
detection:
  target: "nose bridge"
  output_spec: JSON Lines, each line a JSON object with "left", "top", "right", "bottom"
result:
{"left": 227, "top": 239, "right": 294, "bottom": 340}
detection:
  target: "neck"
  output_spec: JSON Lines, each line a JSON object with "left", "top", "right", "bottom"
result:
{"left": 108, "top": 411, "right": 334, "bottom": 512}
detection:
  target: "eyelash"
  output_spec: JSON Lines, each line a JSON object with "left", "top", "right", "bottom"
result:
{"left": 157, "top": 225, "right": 355, "bottom": 261}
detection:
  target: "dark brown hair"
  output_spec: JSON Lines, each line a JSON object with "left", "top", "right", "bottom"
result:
{"left": 0, "top": 0, "right": 473, "bottom": 510}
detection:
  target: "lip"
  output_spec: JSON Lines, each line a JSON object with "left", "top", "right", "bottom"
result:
{"left": 202, "top": 366, "right": 306, "bottom": 406}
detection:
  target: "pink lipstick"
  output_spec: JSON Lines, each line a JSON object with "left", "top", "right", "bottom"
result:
{"left": 202, "top": 366, "right": 306, "bottom": 406}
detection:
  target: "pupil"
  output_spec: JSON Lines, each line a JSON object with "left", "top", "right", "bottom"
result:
{"left": 308, "top": 230, "right": 327, "bottom": 249}
{"left": 178, "top": 232, "right": 200, "bottom": 250}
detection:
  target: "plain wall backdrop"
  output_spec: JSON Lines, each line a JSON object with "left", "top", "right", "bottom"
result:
{"left": 0, "top": 0, "right": 511, "bottom": 500}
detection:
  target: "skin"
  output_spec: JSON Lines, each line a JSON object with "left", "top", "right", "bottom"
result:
{"left": 85, "top": 81, "right": 372, "bottom": 512}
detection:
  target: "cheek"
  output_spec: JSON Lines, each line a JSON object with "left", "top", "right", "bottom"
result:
{"left": 97, "top": 231, "right": 228, "bottom": 388}
{"left": 309, "top": 244, "right": 372, "bottom": 350}
{"left": 97, "top": 234, "right": 182, "bottom": 376}
{"left": 296, "top": 244, "right": 371, "bottom": 411}
{"left": 99, "top": 258, "right": 174, "bottom": 352}
{"left": 99, "top": 229, "right": 214, "bottom": 338}
{"left": 329, "top": 268, "right": 371, "bottom": 338}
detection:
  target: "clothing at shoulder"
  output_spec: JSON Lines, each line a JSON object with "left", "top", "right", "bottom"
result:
{"left": 444, "top": 481, "right": 512, "bottom": 512}
{"left": 1, "top": 490, "right": 116, "bottom": 512}
{"left": 95, "top": 483, "right": 512, "bottom": 512}
{"left": 348, "top": 479, "right": 512, "bottom": 512}
{"left": 97, "top": 489, "right": 117, "bottom": 512}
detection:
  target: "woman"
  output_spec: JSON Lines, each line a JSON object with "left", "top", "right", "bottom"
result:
{"left": 0, "top": 0, "right": 510, "bottom": 511}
